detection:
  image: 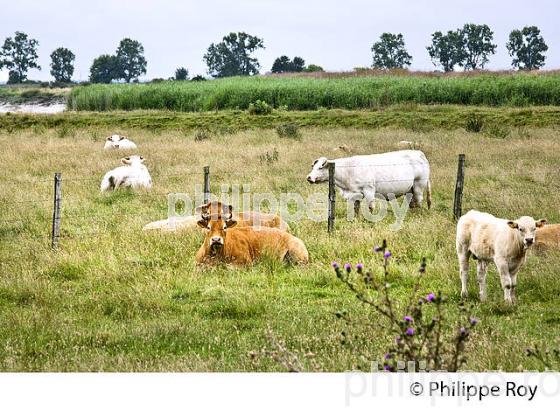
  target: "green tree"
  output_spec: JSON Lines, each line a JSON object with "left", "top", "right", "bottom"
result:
{"left": 371, "top": 33, "right": 412, "bottom": 69}
{"left": 457, "top": 24, "right": 496, "bottom": 70}
{"left": 427, "top": 30, "right": 463, "bottom": 72}
{"left": 175, "top": 67, "right": 189, "bottom": 80}
{"left": 0, "top": 31, "right": 41, "bottom": 83}
{"left": 506, "top": 26, "right": 548, "bottom": 70}
{"left": 292, "top": 56, "right": 305, "bottom": 72}
{"left": 303, "top": 64, "right": 324, "bottom": 72}
{"left": 203, "top": 32, "right": 264, "bottom": 78}
{"left": 115, "top": 38, "right": 147, "bottom": 83}
{"left": 271, "top": 55, "right": 306, "bottom": 73}
{"left": 89, "top": 54, "right": 119, "bottom": 83}
{"left": 271, "top": 55, "right": 292, "bottom": 73}
{"left": 50, "top": 47, "right": 75, "bottom": 82}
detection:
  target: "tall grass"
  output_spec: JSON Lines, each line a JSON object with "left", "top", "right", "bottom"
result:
{"left": 68, "top": 73, "right": 560, "bottom": 112}
{"left": 1, "top": 126, "right": 559, "bottom": 371}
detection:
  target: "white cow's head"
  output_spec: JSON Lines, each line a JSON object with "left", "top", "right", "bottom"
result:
{"left": 107, "top": 134, "right": 125, "bottom": 143}
{"left": 507, "top": 216, "right": 546, "bottom": 248}
{"left": 121, "top": 155, "right": 144, "bottom": 166}
{"left": 307, "top": 157, "right": 330, "bottom": 183}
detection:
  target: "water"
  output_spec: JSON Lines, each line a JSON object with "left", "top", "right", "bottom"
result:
{"left": 0, "top": 103, "right": 67, "bottom": 114}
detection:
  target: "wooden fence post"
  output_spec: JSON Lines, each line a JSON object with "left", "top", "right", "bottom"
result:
{"left": 51, "top": 172, "right": 62, "bottom": 250}
{"left": 328, "top": 162, "right": 335, "bottom": 233}
{"left": 453, "top": 154, "right": 465, "bottom": 220}
{"left": 203, "top": 166, "right": 210, "bottom": 204}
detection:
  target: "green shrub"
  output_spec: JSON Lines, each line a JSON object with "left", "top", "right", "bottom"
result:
{"left": 465, "top": 114, "right": 484, "bottom": 133}
{"left": 276, "top": 123, "right": 301, "bottom": 140}
{"left": 248, "top": 100, "right": 272, "bottom": 115}
{"left": 484, "top": 123, "right": 510, "bottom": 139}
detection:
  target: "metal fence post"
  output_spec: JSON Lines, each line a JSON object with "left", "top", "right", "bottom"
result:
{"left": 453, "top": 154, "right": 465, "bottom": 220}
{"left": 51, "top": 172, "right": 62, "bottom": 250}
{"left": 203, "top": 166, "right": 210, "bottom": 204}
{"left": 328, "top": 162, "right": 335, "bottom": 233}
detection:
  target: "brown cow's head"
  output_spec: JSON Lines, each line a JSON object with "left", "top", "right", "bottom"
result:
{"left": 196, "top": 202, "right": 237, "bottom": 253}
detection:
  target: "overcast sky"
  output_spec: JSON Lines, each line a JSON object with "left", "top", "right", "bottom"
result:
{"left": 1, "top": 0, "right": 559, "bottom": 82}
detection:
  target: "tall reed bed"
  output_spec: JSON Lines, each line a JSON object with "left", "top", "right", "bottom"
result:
{"left": 68, "top": 73, "right": 560, "bottom": 112}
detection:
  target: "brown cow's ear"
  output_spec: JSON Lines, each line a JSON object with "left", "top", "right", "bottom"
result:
{"left": 536, "top": 219, "right": 546, "bottom": 228}
{"left": 507, "top": 221, "right": 519, "bottom": 229}
{"left": 197, "top": 219, "right": 209, "bottom": 229}
{"left": 225, "top": 219, "right": 237, "bottom": 228}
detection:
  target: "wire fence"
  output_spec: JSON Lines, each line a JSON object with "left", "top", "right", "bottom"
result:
{"left": 1, "top": 156, "right": 558, "bottom": 250}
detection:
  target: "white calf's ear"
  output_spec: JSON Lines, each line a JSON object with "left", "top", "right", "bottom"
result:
{"left": 536, "top": 219, "right": 546, "bottom": 228}
{"left": 121, "top": 157, "right": 131, "bottom": 165}
{"left": 507, "top": 221, "right": 519, "bottom": 229}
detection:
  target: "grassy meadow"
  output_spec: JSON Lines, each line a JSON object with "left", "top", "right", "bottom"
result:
{"left": 1, "top": 123, "right": 559, "bottom": 371}
{"left": 67, "top": 72, "right": 560, "bottom": 112}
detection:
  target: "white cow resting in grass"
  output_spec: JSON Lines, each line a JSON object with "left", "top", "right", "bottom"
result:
{"left": 456, "top": 210, "right": 546, "bottom": 304}
{"left": 103, "top": 134, "right": 137, "bottom": 150}
{"left": 306, "top": 150, "right": 432, "bottom": 213}
{"left": 100, "top": 155, "right": 152, "bottom": 192}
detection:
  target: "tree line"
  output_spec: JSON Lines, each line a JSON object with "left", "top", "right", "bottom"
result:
{"left": 0, "top": 24, "right": 550, "bottom": 84}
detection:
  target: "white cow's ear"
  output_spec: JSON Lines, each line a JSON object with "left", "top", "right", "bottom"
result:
{"left": 536, "top": 219, "right": 546, "bottom": 228}
{"left": 507, "top": 221, "right": 519, "bottom": 229}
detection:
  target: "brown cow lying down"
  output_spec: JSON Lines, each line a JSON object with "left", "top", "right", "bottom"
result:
{"left": 142, "top": 201, "right": 288, "bottom": 232}
{"left": 535, "top": 224, "right": 560, "bottom": 250}
{"left": 195, "top": 211, "right": 308, "bottom": 266}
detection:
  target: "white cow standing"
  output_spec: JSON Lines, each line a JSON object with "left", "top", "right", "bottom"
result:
{"left": 456, "top": 210, "right": 546, "bottom": 304}
{"left": 306, "top": 150, "right": 432, "bottom": 211}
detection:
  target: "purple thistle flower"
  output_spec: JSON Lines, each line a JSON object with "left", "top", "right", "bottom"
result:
{"left": 459, "top": 327, "right": 467, "bottom": 336}
{"left": 356, "top": 263, "right": 364, "bottom": 272}
{"left": 374, "top": 245, "right": 382, "bottom": 253}
{"left": 395, "top": 337, "right": 402, "bottom": 345}
{"left": 383, "top": 364, "right": 392, "bottom": 372}
{"left": 403, "top": 316, "right": 413, "bottom": 322}
{"left": 405, "top": 328, "right": 414, "bottom": 336}
{"left": 426, "top": 293, "right": 436, "bottom": 302}
{"left": 384, "top": 353, "right": 391, "bottom": 359}
{"left": 344, "top": 263, "right": 352, "bottom": 272}
{"left": 331, "top": 261, "right": 339, "bottom": 269}
{"left": 383, "top": 251, "right": 392, "bottom": 259}
{"left": 470, "top": 317, "right": 478, "bottom": 325}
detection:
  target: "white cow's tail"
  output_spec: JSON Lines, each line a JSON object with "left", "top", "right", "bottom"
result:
{"left": 426, "top": 179, "right": 432, "bottom": 209}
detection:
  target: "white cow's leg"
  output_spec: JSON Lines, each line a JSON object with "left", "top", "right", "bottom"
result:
{"left": 457, "top": 247, "right": 470, "bottom": 298}
{"left": 476, "top": 260, "right": 488, "bottom": 302}
{"left": 510, "top": 273, "right": 518, "bottom": 303}
{"left": 362, "top": 187, "right": 377, "bottom": 212}
{"left": 495, "top": 259, "right": 513, "bottom": 304}
{"left": 411, "top": 180, "right": 424, "bottom": 208}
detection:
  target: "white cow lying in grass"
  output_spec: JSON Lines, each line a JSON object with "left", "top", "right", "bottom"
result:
{"left": 100, "top": 155, "right": 152, "bottom": 192}
{"left": 104, "top": 134, "right": 137, "bottom": 150}
{"left": 307, "top": 150, "right": 432, "bottom": 211}
{"left": 456, "top": 210, "right": 546, "bottom": 304}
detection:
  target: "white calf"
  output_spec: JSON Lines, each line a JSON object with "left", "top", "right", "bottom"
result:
{"left": 456, "top": 210, "right": 545, "bottom": 304}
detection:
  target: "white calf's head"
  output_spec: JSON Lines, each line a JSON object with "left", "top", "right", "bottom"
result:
{"left": 307, "top": 157, "right": 330, "bottom": 183}
{"left": 121, "top": 155, "right": 144, "bottom": 166}
{"left": 507, "top": 216, "right": 546, "bottom": 248}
